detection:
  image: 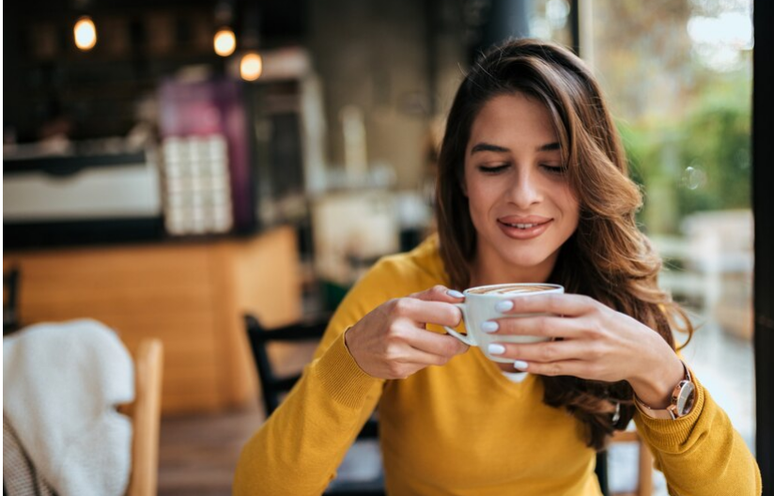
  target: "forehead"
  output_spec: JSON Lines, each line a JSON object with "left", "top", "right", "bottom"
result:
{"left": 468, "top": 93, "right": 557, "bottom": 149}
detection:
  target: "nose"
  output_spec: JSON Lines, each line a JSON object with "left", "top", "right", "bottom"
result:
{"left": 507, "top": 166, "right": 542, "bottom": 209}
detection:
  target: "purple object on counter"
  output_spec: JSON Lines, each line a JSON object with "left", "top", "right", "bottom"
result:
{"left": 159, "top": 78, "right": 255, "bottom": 232}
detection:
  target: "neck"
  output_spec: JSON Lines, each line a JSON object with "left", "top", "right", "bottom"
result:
{"left": 469, "top": 248, "right": 558, "bottom": 288}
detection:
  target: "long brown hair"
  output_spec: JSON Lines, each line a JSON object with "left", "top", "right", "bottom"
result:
{"left": 435, "top": 38, "right": 693, "bottom": 450}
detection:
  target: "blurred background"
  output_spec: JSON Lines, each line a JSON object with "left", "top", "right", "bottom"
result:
{"left": 3, "top": 0, "right": 757, "bottom": 495}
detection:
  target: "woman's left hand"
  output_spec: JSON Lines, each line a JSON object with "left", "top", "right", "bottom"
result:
{"left": 491, "top": 293, "right": 685, "bottom": 408}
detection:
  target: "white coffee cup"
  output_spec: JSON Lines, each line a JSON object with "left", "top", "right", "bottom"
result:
{"left": 443, "top": 283, "right": 564, "bottom": 363}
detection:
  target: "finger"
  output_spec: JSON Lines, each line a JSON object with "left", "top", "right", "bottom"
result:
{"left": 517, "top": 359, "right": 587, "bottom": 377}
{"left": 498, "top": 293, "right": 596, "bottom": 317}
{"left": 392, "top": 298, "right": 462, "bottom": 328}
{"left": 405, "top": 328, "right": 469, "bottom": 357}
{"left": 384, "top": 338, "right": 463, "bottom": 375}
{"left": 489, "top": 338, "right": 587, "bottom": 364}
{"left": 401, "top": 348, "right": 462, "bottom": 368}
{"left": 492, "top": 315, "right": 583, "bottom": 339}
{"left": 382, "top": 359, "right": 425, "bottom": 380}
{"left": 410, "top": 284, "right": 466, "bottom": 303}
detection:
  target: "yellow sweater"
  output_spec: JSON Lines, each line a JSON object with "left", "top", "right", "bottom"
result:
{"left": 234, "top": 237, "right": 762, "bottom": 495}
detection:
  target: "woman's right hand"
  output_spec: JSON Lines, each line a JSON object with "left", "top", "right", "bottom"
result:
{"left": 344, "top": 285, "right": 469, "bottom": 380}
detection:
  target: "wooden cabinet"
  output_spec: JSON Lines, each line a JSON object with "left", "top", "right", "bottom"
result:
{"left": 4, "top": 226, "right": 302, "bottom": 415}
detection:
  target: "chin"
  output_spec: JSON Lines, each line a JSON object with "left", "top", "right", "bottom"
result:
{"left": 498, "top": 250, "right": 555, "bottom": 273}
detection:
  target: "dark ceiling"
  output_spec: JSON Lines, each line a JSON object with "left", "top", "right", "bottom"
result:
{"left": 4, "top": 0, "right": 308, "bottom": 40}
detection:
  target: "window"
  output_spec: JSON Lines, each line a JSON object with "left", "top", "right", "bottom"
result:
{"left": 579, "top": 0, "right": 754, "bottom": 492}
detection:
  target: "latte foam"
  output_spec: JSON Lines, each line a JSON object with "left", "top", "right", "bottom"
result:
{"left": 466, "top": 284, "right": 556, "bottom": 295}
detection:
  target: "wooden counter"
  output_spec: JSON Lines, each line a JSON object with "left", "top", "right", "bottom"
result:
{"left": 4, "top": 226, "right": 302, "bottom": 415}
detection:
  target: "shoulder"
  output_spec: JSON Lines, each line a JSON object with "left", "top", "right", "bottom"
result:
{"left": 361, "top": 234, "right": 449, "bottom": 293}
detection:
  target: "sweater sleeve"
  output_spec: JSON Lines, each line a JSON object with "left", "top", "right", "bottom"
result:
{"left": 233, "top": 263, "right": 393, "bottom": 496}
{"left": 634, "top": 373, "right": 762, "bottom": 495}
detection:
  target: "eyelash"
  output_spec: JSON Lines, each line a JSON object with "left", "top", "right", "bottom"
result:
{"left": 541, "top": 164, "right": 566, "bottom": 174}
{"left": 478, "top": 164, "right": 509, "bottom": 174}
{"left": 477, "top": 164, "right": 566, "bottom": 175}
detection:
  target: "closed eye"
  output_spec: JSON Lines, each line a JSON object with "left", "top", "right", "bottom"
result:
{"left": 540, "top": 164, "right": 566, "bottom": 174}
{"left": 477, "top": 164, "right": 509, "bottom": 174}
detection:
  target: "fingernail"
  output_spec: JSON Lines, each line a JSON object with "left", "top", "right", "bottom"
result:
{"left": 481, "top": 321, "right": 499, "bottom": 333}
{"left": 447, "top": 289, "right": 465, "bottom": 298}
{"left": 495, "top": 300, "right": 514, "bottom": 312}
{"left": 513, "top": 360, "right": 529, "bottom": 370}
{"left": 488, "top": 344, "right": 506, "bottom": 355}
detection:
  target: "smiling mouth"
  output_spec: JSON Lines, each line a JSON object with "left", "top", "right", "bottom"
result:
{"left": 498, "top": 220, "right": 552, "bottom": 230}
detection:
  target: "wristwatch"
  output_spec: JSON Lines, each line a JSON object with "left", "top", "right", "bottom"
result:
{"left": 635, "top": 361, "right": 696, "bottom": 420}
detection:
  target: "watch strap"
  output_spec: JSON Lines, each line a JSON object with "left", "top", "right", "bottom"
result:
{"left": 635, "top": 361, "right": 696, "bottom": 420}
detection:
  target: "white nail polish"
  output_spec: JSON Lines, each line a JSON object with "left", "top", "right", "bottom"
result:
{"left": 495, "top": 300, "right": 514, "bottom": 312}
{"left": 481, "top": 321, "right": 499, "bottom": 333}
{"left": 513, "top": 360, "right": 528, "bottom": 370}
{"left": 447, "top": 289, "right": 465, "bottom": 298}
{"left": 488, "top": 344, "right": 506, "bottom": 355}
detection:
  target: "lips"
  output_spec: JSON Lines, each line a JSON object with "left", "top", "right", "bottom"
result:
{"left": 497, "top": 215, "right": 553, "bottom": 240}
{"left": 499, "top": 221, "right": 548, "bottom": 229}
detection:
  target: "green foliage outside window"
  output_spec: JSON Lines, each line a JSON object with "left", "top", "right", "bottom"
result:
{"left": 619, "top": 70, "right": 751, "bottom": 234}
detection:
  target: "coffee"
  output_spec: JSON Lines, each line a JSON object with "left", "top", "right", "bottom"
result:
{"left": 466, "top": 284, "right": 556, "bottom": 295}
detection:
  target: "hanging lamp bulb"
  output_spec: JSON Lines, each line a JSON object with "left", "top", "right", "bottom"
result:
{"left": 213, "top": 28, "right": 236, "bottom": 57}
{"left": 240, "top": 52, "right": 263, "bottom": 81}
{"left": 74, "top": 16, "right": 97, "bottom": 51}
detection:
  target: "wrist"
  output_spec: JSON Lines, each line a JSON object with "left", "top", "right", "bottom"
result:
{"left": 629, "top": 353, "right": 685, "bottom": 408}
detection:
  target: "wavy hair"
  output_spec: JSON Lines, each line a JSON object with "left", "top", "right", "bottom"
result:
{"left": 435, "top": 38, "right": 693, "bottom": 450}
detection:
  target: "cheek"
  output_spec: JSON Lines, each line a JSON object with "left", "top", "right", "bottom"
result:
{"left": 465, "top": 180, "right": 496, "bottom": 222}
{"left": 560, "top": 190, "right": 581, "bottom": 229}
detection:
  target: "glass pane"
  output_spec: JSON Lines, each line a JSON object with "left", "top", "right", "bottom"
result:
{"left": 529, "top": 0, "right": 574, "bottom": 47}
{"left": 584, "top": 0, "right": 754, "bottom": 493}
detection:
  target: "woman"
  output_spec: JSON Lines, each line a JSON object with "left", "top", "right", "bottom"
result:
{"left": 235, "top": 39, "right": 761, "bottom": 495}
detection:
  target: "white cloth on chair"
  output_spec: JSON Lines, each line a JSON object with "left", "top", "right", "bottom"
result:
{"left": 3, "top": 319, "right": 135, "bottom": 496}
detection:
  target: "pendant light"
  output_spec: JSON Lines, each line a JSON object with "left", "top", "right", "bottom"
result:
{"left": 213, "top": 1, "right": 236, "bottom": 57}
{"left": 74, "top": 16, "right": 97, "bottom": 51}
{"left": 238, "top": 4, "right": 262, "bottom": 81}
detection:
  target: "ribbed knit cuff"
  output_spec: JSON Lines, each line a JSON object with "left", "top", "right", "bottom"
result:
{"left": 634, "top": 370, "right": 706, "bottom": 450}
{"left": 312, "top": 328, "right": 384, "bottom": 409}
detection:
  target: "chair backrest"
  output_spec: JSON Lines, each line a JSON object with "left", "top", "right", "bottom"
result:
{"left": 244, "top": 314, "right": 379, "bottom": 440}
{"left": 244, "top": 314, "right": 383, "bottom": 494}
{"left": 121, "top": 339, "right": 164, "bottom": 496}
{"left": 245, "top": 313, "right": 330, "bottom": 416}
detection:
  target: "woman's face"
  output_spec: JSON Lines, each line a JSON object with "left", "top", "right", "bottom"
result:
{"left": 464, "top": 92, "right": 580, "bottom": 282}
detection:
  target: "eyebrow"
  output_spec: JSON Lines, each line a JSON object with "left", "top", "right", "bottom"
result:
{"left": 538, "top": 142, "right": 561, "bottom": 152}
{"left": 470, "top": 141, "right": 561, "bottom": 155}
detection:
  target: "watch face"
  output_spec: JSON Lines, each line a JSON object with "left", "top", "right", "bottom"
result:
{"left": 674, "top": 381, "right": 696, "bottom": 416}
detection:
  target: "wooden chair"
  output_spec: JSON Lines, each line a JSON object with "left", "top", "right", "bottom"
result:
{"left": 120, "top": 339, "right": 164, "bottom": 496}
{"left": 244, "top": 314, "right": 384, "bottom": 496}
{"left": 2, "top": 331, "right": 163, "bottom": 496}
{"left": 611, "top": 430, "right": 653, "bottom": 496}
{"left": 1, "top": 268, "right": 160, "bottom": 495}
{"left": 597, "top": 430, "right": 653, "bottom": 496}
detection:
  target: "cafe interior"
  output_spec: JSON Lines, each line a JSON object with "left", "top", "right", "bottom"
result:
{"left": 3, "top": 0, "right": 773, "bottom": 495}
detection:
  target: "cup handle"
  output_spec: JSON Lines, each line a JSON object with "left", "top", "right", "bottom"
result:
{"left": 443, "top": 303, "right": 476, "bottom": 346}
